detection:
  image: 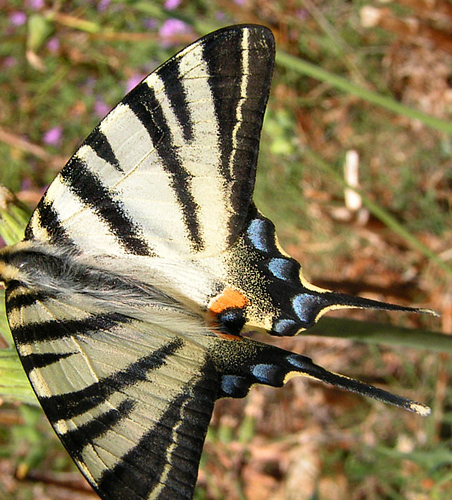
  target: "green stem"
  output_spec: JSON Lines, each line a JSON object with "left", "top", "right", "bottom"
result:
{"left": 276, "top": 51, "right": 452, "bottom": 134}
{"left": 308, "top": 317, "right": 450, "bottom": 353}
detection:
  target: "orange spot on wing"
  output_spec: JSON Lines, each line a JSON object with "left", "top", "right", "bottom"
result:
{"left": 216, "top": 332, "right": 243, "bottom": 340}
{"left": 209, "top": 287, "right": 248, "bottom": 314}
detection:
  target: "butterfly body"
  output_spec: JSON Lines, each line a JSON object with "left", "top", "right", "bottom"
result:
{"left": 0, "top": 25, "right": 432, "bottom": 500}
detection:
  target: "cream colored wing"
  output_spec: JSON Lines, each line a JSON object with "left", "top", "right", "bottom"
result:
{"left": 26, "top": 25, "right": 274, "bottom": 260}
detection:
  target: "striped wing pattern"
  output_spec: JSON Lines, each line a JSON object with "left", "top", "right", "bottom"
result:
{"left": 0, "top": 24, "right": 432, "bottom": 500}
{"left": 2, "top": 25, "right": 278, "bottom": 500}
{"left": 6, "top": 255, "right": 219, "bottom": 499}
{"left": 26, "top": 25, "right": 273, "bottom": 259}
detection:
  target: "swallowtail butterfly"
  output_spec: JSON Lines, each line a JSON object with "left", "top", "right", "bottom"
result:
{"left": 0, "top": 25, "right": 432, "bottom": 500}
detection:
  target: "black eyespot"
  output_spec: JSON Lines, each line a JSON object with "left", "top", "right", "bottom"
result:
{"left": 216, "top": 307, "right": 246, "bottom": 335}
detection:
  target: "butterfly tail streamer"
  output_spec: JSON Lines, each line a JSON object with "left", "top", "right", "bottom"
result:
{"left": 308, "top": 289, "right": 439, "bottom": 322}
{"left": 209, "top": 336, "right": 431, "bottom": 416}
{"left": 282, "top": 350, "right": 431, "bottom": 416}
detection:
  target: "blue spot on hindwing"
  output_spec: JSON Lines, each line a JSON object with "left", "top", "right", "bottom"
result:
{"left": 251, "top": 363, "right": 284, "bottom": 385}
{"left": 246, "top": 218, "right": 269, "bottom": 252}
{"left": 272, "top": 318, "right": 299, "bottom": 335}
{"left": 242, "top": 209, "right": 327, "bottom": 336}
{"left": 220, "top": 375, "right": 250, "bottom": 398}
{"left": 292, "top": 293, "right": 325, "bottom": 323}
{"left": 268, "top": 258, "right": 298, "bottom": 281}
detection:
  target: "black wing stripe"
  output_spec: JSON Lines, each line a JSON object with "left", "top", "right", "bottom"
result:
{"left": 40, "top": 338, "right": 183, "bottom": 422}
{"left": 204, "top": 34, "right": 241, "bottom": 184}
{"left": 25, "top": 200, "right": 76, "bottom": 248}
{"left": 11, "top": 312, "right": 128, "bottom": 345}
{"left": 204, "top": 29, "right": 274, "bottom": 243}
{"left": 6, "top": 290, "right": 55, "bottom": 311}
{"left": 123, "top": 82, "right": 204, "bottom": 252}
{"left": 204, "top": 27, "right": 274, "bottom": 242}
{"left": 97, "top": 362, "right": 218, "bottom": 500}
{"left": 20, "top": 351, "right": 75, "bottom": 374}
{"left": 60, "top": 157, "right": 153, "bottom": 256}
{"left": 85, "top": 127, "right": 122, "bottom": 172}
{"left": 158, "top": 59, "right": 194, "bottom": 143}
{"left": 97, "top": 395, "right": 196, "bottom": 500}
{"left": 63, "top": 399, "right": 136, "bottom": 460}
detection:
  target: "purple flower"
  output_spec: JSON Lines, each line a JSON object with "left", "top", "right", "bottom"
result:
{"left": 164, "top": 0, "right": 181, "bottom": 10}
{"left": 21, "top": 178, "right": 33, "bottom": 191}
{"left": 27, "top": 0, "right": 44, "bottom": 9}
{"left": 43, "top": 126, "right": 63, "bottom": 146}
{"left": 159, "top": 19, "right": 192, "bottom": 46}
{"left": 3, "top": 56, "right": 17, "bottom": 68}
{"left": 143, "top": 18, "right": 158, "bottom": 30}
{"left": 215, "top": 11, "right": 226, "bottom": 21}
{"left": 98, "top": 0, "right": 111, "bottom": 12}
{"left": 233, "top": 0, "right": 246, "bottom": 4}
{"left": 46, "top": 37, "right": 60, "bottom": 52}
{"left": 295, "top": 9, "right": 309, "bottom": 20}
{"left": 94, "top": 100, "right": 111, "bottom": 118}
{"left": 10, "top": 11, "right": 27, "bottom": 26}
{"left": 125, "top": 74, "right": 146, "bottom": 93}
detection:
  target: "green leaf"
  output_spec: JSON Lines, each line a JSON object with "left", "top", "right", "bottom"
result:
{"left": 0, "top": 186, "right": 31, "bottom": 246}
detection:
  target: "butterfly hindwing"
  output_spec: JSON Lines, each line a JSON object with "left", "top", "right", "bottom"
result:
{"left": 6, "top": 246, "right": 220, "bottom": 500}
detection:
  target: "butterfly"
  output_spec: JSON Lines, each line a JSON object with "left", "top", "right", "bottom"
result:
{"left": 0, "top": 24, "right": 433, "bottom": 500}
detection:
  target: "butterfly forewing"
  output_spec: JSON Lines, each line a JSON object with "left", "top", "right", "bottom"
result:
{"left": 26, "top": 26, "right": 275, "bottom": 259}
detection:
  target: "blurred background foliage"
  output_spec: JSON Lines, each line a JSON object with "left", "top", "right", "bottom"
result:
{"left": 0, "top": 0, "right": 451, "bottom": 499}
